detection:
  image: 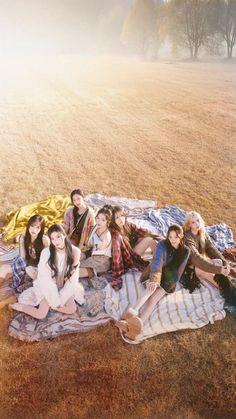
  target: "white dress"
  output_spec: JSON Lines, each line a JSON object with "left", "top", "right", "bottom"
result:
{"left": 18, "top": 245, "right": 85, "bottom": 309}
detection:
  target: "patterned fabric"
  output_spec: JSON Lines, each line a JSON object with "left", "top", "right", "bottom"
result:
{"left": 145, "top": 205, "right": 234, "bottom": 252}
{"left": 105, "top": 269, "right": 226, "bottom": 344}
{"left": 11, "top": 256, "right": 27, "bottom": 289}
{"left": 8, "top": 279, "right": 111, "bottom": 342}
{"left": 63, "top": 206, "right": 95, "bottom": 250}
{"left": 111, "top": 224, "right": 151, "bottom": 291}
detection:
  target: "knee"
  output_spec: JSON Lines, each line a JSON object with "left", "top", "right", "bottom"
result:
{"left": 213, "top": 259, "right": 223, "bottom": 267}
{"left": 36, "top": 307, "right": 49, "bottom": 320}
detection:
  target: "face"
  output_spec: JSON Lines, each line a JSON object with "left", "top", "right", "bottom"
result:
{"left": 72, "top": 194, "right": 84, "bottom": 209}
{"left": 168, "top": 231, "right": 181, "bottom": 249}
{"left": 189, "top": 215, "right": 200, "bottom": 233}
{"left": 50, "top": 231, "right": 66, "bottom": 250}
{"left": 115, "top": 211, "right": 126, "bottom": 227}
{"left": 29, "top": 221, "right": 42, "bottom": 237}
{"left": 96, "top": 213, "right": 108, "bottom": 229}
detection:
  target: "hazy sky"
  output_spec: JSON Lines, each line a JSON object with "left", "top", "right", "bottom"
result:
{"left": 0, "top": 0, "right": 133, "bottom": 55}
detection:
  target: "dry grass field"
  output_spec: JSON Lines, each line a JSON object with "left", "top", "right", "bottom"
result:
{"left": 0, "top": 56, "right": 235, "bottom": 419}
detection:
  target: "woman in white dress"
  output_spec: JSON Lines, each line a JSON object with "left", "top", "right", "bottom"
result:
{"left": 9, "top": 224, "right": 85, "bottom": 319}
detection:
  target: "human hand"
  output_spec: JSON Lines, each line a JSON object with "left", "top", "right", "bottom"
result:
{"left": 80, "top": 252, "right": 86, "bottom": 261}
{"left": 147, "top": 281, "right": 159, "bottom": 293}
{"left": 220, "top": 265, "right": 230, "bottom": 276}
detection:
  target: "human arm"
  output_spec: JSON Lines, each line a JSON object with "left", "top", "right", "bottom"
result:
{"left": 59, "top": 247, "right": 81, "bottom": 307}
{"left": 149, "top": 241, "right": 166, "bottom": 284}
{"left": 19, "top": 233, "right": 26, "bottom": 259}
{"left": 96, "top": 230, "right": 111, "bottom": 250}
{"left": 42, "top": 235, "right": 50, "bottom": 248}
{"left": 36, "top": 248, "right": 61, "bottom": 309}
{"left": 184, "top": 233, "right": 223, "bottom": 274}
{"left": 205, "top": 234, "right": 227, "bottom": 264}
{"left": 63, "top": 207, "right": 73, "bottom": 234}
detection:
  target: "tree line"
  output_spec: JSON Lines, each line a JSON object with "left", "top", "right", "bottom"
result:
{"left": 121, "top": 0, "right": 236, "bottom": 60}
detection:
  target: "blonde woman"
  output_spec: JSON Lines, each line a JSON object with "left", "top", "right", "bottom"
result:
{"left": 183, "top": 211, "right": 235, "bottom": 305}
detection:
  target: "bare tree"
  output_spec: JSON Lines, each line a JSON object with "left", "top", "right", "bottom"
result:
{"left": 166, "top": 0, "right": 211, "bottom": 59}
{"left": 213, "top": 0, "right": 236, "bottom": 58}
{"left": 121, "top": 0, "right": 158, "bottom": 58}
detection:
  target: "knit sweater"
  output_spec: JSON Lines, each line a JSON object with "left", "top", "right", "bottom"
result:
{"left": 184, "top": 231, "right": 226, "bottom": 274}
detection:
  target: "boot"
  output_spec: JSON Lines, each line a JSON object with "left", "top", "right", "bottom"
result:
{"left": 214, "top": 274, "right": 236, "bottom": 306}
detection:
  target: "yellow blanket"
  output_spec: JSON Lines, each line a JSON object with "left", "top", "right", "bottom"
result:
{"left": 3, "top": 194, "right": 71, "bottom": 241}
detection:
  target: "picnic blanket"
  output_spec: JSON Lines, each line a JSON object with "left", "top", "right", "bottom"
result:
{"left": 104, "top": 269, "right": 227, "bottom": 344}
{"left": 1, "top": 194, "right": 235, "bottom": 342}
{"left": 8, "top": 278, "right": 111, "bottom": 342}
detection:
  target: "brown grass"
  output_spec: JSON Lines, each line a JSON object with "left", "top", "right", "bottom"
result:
{"left": 0, "top": 57, "right": 235, "bottom": 418}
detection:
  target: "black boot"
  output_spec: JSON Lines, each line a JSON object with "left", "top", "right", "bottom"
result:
{"left": 214, "top": 274, "right": 236, "bottom": 306}
{"left": 182, "top": 267, "right": 201, "bottom": 294}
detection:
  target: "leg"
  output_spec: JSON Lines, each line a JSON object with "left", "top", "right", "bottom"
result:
{"left": 10, "top": 298, "right": 50, "bottom": 320}
{"left": 121, "top": 283, "right": 156, "bottom": 320}
{"left": 139, "top": 287, "right": 166, "bottom": 322}
{"left": 54, "top": 297, "right": 76, "bottom": 315}
{"left": 79, "top": 267, "right": 90, "bottom": 278}
{"left": 0, "top": 263, "right": 12, "bottom": 281}
{"left": 133, "top": 237, "right": 157, "bottom": 256}
{"left": 195, "top": 259, "right": 223, "bottom": 289}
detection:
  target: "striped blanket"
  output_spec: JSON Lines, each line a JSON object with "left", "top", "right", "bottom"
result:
{"left": 104, "top": 269, "right": 226, "bottom": 344}
{"left": 2, "top": 194, "right": 235, "bottom": 342}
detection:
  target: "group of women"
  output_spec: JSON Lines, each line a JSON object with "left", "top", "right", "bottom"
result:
{"left": 5, "top": 188, "right": 235, "bottom": 341}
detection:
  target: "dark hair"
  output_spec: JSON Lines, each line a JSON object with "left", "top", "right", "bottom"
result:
{"left": 166, "top": 224, "right": 185, "bottom": 267}
{"left": 47, "top": 224, "right": 74, "bottom": 280}
{"left": 24, "top": 214, "right": 45, "bottom": 263}
{"left": 96, "top": 206, "right": 112, "bottom": 227}
{"left": 70, "top": 189, "right": 85, "bottom": 228}
{"left": 166, "top": 224, "right": 184, "bottom": 248}
{"left": 110, "top": 206, "right": 131, "bottom": 239}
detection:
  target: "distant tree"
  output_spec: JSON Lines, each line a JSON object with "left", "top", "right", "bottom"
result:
{"left": 121, "top": 0, "right": 159, "bottom": 59}
{"left": 209, "top": 0, "right": 236, "bottom": 58}
{"left": 166, "top": 0, "right": 211, "bottom": 60}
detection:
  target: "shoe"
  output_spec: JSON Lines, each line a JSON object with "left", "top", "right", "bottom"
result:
{"left": 125, "top": 316, "right": 143, "bottom": 339}
{"left": 115, "top": 319, "right": 129, "bottom": 333}
{"left": 122, "top": 308, "right": 139, "bottom": 320}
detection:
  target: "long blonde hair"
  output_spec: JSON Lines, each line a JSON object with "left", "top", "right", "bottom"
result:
{"left": 183, "top": 211, "right": 206, "bottom": 252}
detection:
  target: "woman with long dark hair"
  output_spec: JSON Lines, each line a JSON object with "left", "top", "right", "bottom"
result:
{"left": 9, "top": 224, "right": 84, "bottom": 319}
{"left": 11, "top": 214, "right": 49, "bottom": 289}
{"left": 63, "top": 189, "right": 95, "bottom": 252}
{"left": 110, "top": 206, "right": 162, "bottom": 290}
{"left": 115, "top": 225, "right": 190, "bottom": 340}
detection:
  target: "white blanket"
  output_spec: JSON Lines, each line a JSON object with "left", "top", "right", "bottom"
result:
{"left": 104, "top": 269, "right": 226, "bottom": 344}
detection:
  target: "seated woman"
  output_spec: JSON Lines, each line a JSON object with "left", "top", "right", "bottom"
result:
{"left": 11, "top": 214, "right": 50, "bottom": 290}
{"left": 9, "top": 224, "right": 85, "bottom": 319}
{"left": 79, "top": 207, "right": 112, "bottom": 281}
{"left": 116, "top": 225, "right": 190, "bottom": 340}
{"left": 110, "top": 206, "right": 163, "bottom": 290}
{"left": 63, "top": 189, "right": 95, "bottom": 252}
{"left": 183, "top": 211, "right": 236, "bottom": 305}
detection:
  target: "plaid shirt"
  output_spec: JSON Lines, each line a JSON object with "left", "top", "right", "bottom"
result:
{"left": 111, "top": 223, "right": 153, "bottom": 290}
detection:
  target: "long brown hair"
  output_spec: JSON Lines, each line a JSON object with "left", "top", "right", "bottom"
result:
{"left": 110, "top": 206, "right": 131, "bottom": 236}
{"left": 24, "top": 214, "right": 45, "bottom": 263}
{"left": 70, "top": 189, "right": 85, "bottom": 228}
{"left": 47, "top": 224, "right": 74, "bottom": 280}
